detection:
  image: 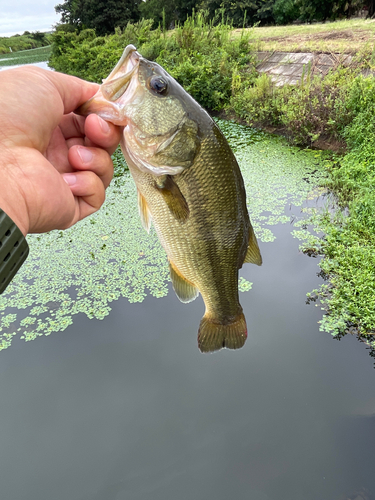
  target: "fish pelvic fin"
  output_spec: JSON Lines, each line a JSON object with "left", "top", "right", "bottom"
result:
{"left": 198, "top": 311, "right": 247, "bottom": 353}
{"left": 137, "top": 190, "right": 152, "bottom": 233}
{"left": 169, "top": 260, "right": 199, "bottom": 303}
{"left": 243, "top": 225, "right": 262, "bottom": 266}
{"left": 156, "top": 176, "right": 189, "bottom": 223}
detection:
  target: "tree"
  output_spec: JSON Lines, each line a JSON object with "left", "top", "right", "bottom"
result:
{"left": 139, "top": 0, "right": 199, "bottom": 29}
{"left": 139, "top": 0, "right": 177, "bottom": 29}
{"left": 201, "top": 0, "right": 276, "bottom": 27}
{"left": 298, "top": 0, "right": 363, "bottom": 21}
{"left": 55, "top": 0, "right": 141, "bottom": 35}
{"left": 273, "top": 0, "right": 365, "bottom": 24}
{"left": 365, "top": 0, "right": 375, "bottom": 17}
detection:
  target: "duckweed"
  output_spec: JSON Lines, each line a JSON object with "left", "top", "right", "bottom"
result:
{"left": 0, "top": 122, "right": 326, "bottom": 350}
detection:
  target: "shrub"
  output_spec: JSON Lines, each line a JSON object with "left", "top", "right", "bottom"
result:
{"left": 50, "top": 20, "right": 157, "bottom": 82}
{"left": 229, "top": 65, "right": 360, "bottom": 146}
{"left": 50, "top": 12, "right": 257, "bottom": 110}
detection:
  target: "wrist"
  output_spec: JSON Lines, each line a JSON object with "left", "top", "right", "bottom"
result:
{"left": 0, "top": 199, "right": 28, "bottom": 237}
{"left": 0, "top": 208, "right": 29, "bottom": 293}
{"left": 0, "top": 147, "right": 30, "bottom": 236}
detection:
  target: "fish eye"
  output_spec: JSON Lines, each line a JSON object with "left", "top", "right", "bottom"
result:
{"left": 149, "top": 76, "right": 168, "bottom": 95}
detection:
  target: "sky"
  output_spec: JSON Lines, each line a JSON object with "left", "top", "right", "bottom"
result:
{"left": 0, "top": 0, "right": 61, "bottom": 37}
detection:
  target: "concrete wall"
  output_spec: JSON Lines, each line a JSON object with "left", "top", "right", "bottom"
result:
{"left": 256, "top": 52, "right": 356, "bottom": 86}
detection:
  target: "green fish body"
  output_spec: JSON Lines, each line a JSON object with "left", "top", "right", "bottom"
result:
{"left": 77, "top": 45, "right": 262, "bottom": 352}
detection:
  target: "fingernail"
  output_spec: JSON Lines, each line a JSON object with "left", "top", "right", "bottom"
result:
{"left": 98, "top": 116, "right": 110, "bottom": 134}
{"left": 77, "top": 147, "right": 93, "bottom": 164}
{"left": 63, "top": 173, "right": 77, "bottom": 186}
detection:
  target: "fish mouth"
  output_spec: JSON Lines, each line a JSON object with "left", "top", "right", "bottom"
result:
{"left": 75, "top": 44, "right": 140, "bottom": 124}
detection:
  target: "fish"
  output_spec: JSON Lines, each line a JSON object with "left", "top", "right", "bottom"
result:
{"left": 76, "top": 44, "right": 262, "bottom": 352}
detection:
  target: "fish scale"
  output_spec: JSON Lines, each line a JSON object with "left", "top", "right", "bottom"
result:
{"left": 131, "top": 128, "right": 246, "bottom": 317}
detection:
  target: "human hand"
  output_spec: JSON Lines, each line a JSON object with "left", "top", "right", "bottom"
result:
{"left": 0, "top": 66, "right": 122, "bottom": 236}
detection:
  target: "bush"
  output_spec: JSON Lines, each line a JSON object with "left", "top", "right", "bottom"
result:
{"left": 153, "top": 13, "right": 257, "bottom": 110}
{"left": 50, "top": 20, "right": 157, "bottom": 82}
{"left": 229, "top": 65, "right": 360, "bottom": 146}
{"left": 304, "top": 74, "right": 375, "bottom": 343}
{"left": 50, "top": 12, "right": 257, "bottom": 110}
{"left": 0, "top": 31, "right": 50, "bottom": 54}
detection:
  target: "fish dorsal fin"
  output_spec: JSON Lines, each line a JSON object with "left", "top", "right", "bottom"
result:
{"left": 157, "top": 176, "right": 189, "bottom": 223}
{"left": 169, "top": 260, "right": 199, "bottom": 303}
{"left": 137, "top": 189, "right": 152, "bottom": 233}
{"left": 243, "top": 226, "right": 262, "bottom": 266}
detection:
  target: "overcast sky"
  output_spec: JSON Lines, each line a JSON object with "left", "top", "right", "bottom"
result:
{"left": 0, "top": 0, "right": 61, "bottom": 37}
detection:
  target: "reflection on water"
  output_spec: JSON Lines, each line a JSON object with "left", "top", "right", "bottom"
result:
{"left": 0, "top": 117, "right": 374, "bottom": 499}
{"left": 0, "top": 199, "right": 374, "bottom": 500}
{"left": 0, "top": 61, "right": 50, "bottom": 71}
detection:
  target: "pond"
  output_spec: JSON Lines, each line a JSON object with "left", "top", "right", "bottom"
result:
{"left": 0, "top": 119, "right": 374, "bottom": 500}
{"left": 0, "top": 61, "right": 50, "bottom": 71}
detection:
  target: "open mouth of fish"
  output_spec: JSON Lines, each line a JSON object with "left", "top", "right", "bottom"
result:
{"left": 76, "top": 44, "right": 140, "bottom": 124}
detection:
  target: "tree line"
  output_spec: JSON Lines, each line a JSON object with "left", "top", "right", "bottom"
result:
{"left": 55, "top": 0, "right": 375, "bottom": 36}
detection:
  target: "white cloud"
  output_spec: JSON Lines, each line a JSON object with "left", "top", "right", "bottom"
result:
{"left": 0, "top": 1, "right": 61, "bottom": 37}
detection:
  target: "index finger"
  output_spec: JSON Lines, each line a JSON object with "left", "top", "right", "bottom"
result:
{"left": 46, "top": 70, "right": 100, "bottom": 115}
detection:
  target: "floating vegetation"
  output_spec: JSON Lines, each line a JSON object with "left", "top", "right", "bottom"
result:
{"left": 0, "top": 123, "right": 327, "bottom": 350}
{"left": 0, "top": 46, "right": 51, "bottom": 67}
{"left": 216, "top": 119, "right": 328, "bottom": 243}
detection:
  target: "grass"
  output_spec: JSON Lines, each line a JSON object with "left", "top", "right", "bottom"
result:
{"left": 0, "top": 46, "right": 51, "bottom": 67}
{"left": 234, "top": 18, "right": 375, "bottom": 54}
{"left": 0, "top": 31, "right": 51, "bottom": 55}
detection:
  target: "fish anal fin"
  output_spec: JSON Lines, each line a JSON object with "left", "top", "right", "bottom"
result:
{"left": 243, "top": 226, "right": 262, "bottom": 266}
{"left": 169, "top": 260, "right": 199, "bottom": 304}
{"left": 157, "top": 176, "right": 189, "bottom": 223}
{"left": 137, "top": 190, "right": 152, "bottom": 233}
{"left": 198, "top": 312, "right": 247, "bottom": 353}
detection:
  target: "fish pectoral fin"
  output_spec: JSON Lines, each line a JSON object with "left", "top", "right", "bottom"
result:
{"left": 243, "top": 226, "right": 262, "bottom": 266}
{"left": 169, "top": 260, "right": 199, "bottom": 303}
{"left": 137, "top": 189, "right": 152, "bottom": 233}
{"left": 157, "top": 176, "right": 189, "bottom": 223}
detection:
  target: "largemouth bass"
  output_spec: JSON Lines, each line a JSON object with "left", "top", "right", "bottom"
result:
{"left": 77, "top": 45, "right": 262, "bottom": 352}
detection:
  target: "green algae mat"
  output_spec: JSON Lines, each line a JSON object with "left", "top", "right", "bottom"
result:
{"left": 0, "top": 120, "right": 327, "bottom": 350}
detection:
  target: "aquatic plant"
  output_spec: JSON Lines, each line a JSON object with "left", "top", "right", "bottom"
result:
{"left": 0, "top": 124, "right": 326, "bottom": 350}
{"left": 216, "top": 119, "right": 328, "bottom": 242}
{"left": 299, "top": 75, "right": 375, "bottom": 352}
{"left": 0, "top": 46, "right": 52, "bottom": 67}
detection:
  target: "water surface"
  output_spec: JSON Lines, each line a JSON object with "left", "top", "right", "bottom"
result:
{"left": 0, "top": 61, "right": 50, "bottom": 71}
{"left": 0, "top": 121, "right": 374, "bottom": 500}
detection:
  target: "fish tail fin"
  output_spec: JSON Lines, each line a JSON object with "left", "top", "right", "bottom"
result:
{"left": 198, "top": 312, "right": 247, "bottom": 353}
